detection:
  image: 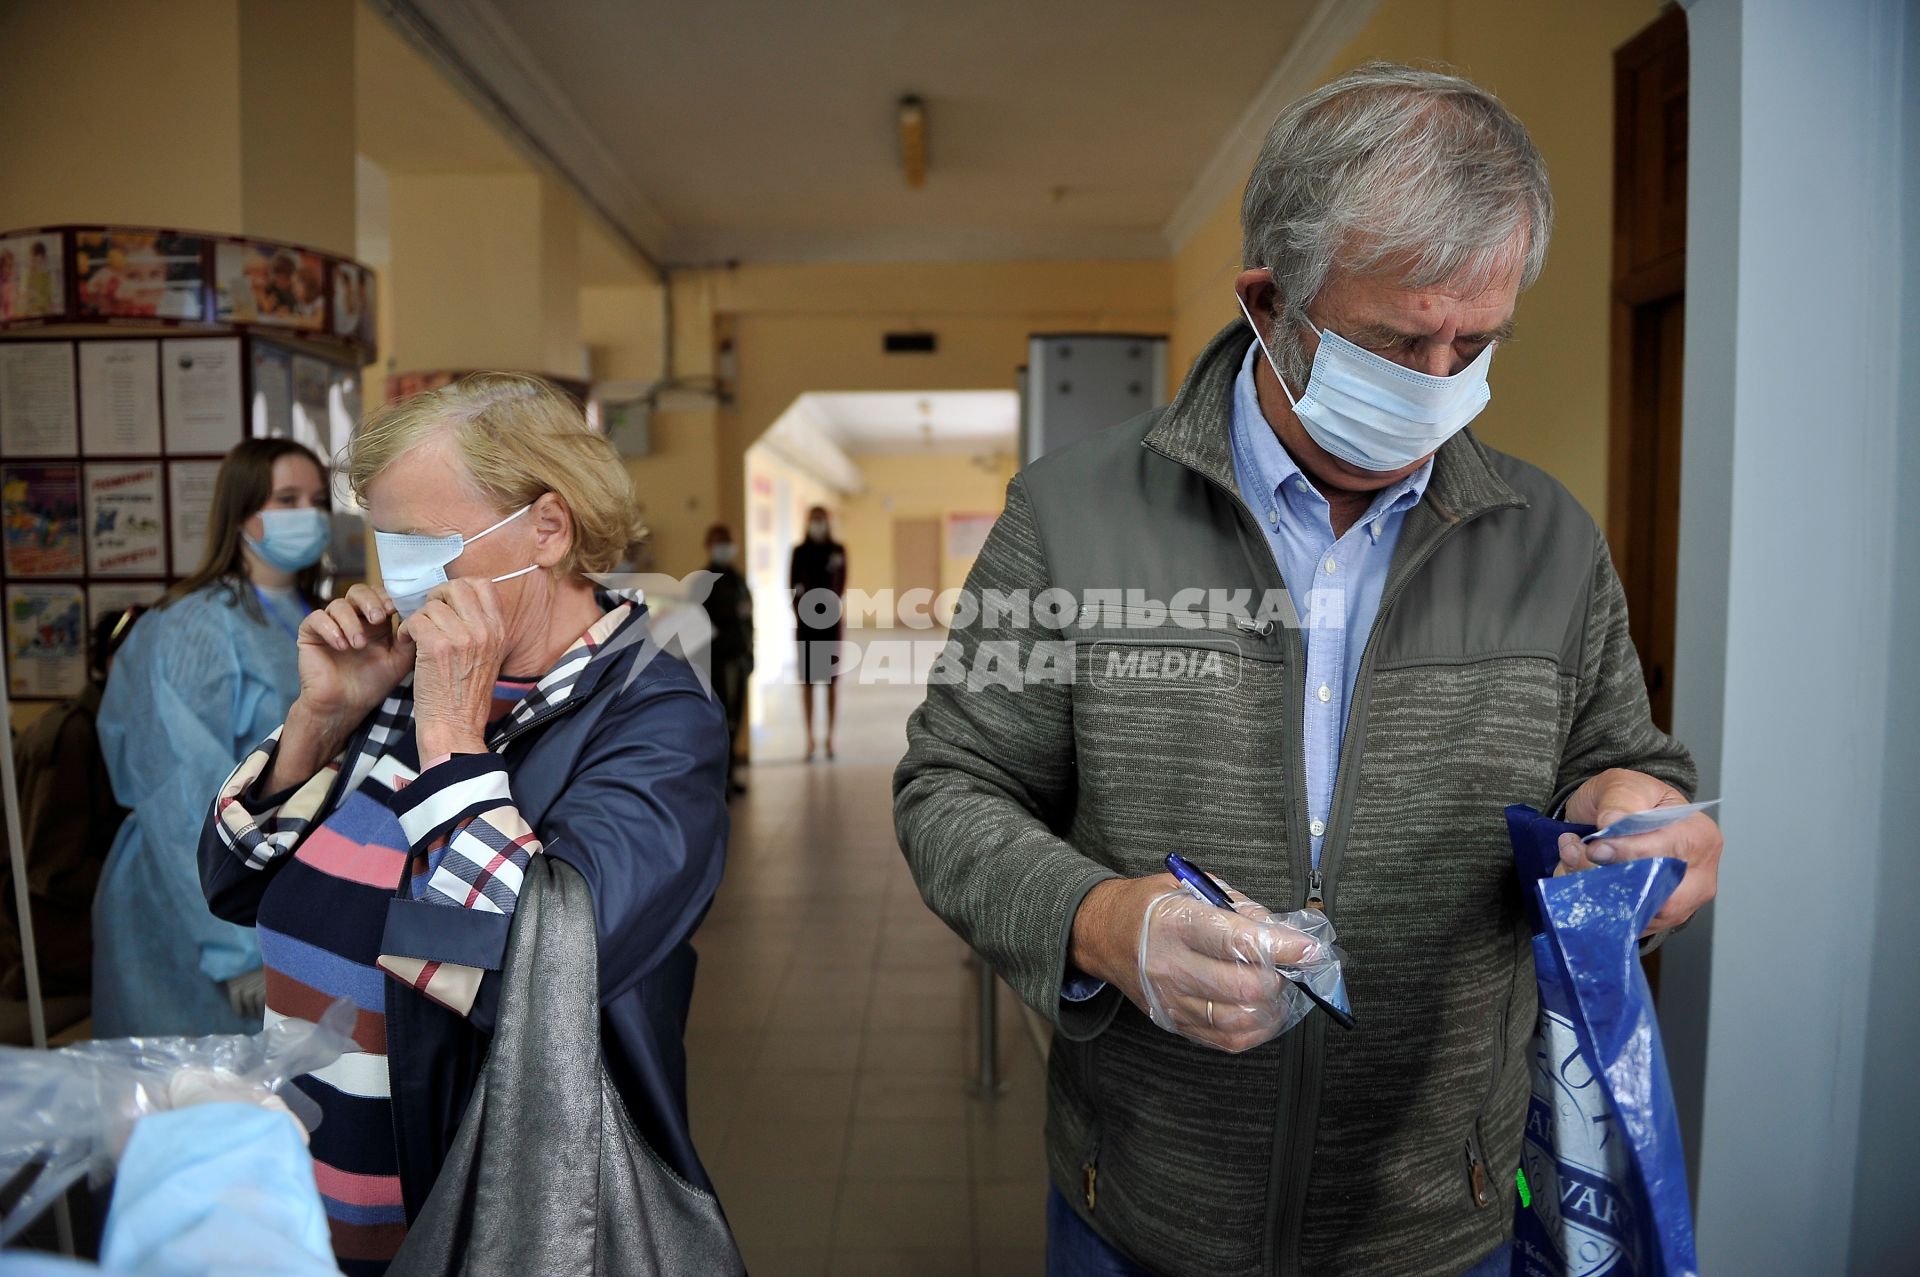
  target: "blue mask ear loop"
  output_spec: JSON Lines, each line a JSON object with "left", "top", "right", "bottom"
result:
{"left": 1234, "top": 289, "right": 1309, "bottom": 410}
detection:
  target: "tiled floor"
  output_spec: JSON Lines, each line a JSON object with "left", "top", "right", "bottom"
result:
{"left": 685, "top": 676, "right": 1051, "bottom": 1277}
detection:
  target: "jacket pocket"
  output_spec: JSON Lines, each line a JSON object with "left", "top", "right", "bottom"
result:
{"left": 1465, "top": 946, "right": 1521, "bottom": 1210}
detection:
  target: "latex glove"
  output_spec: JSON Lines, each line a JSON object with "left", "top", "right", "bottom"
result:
{"left": 163, "top": 1069, "right": 308, "bottom": 1145}
{"left": 1139, "top": 884, "right": 1333, "bottom": 1053}
{"left": 226, "top": 968, "right": 268, "bottom": 1022}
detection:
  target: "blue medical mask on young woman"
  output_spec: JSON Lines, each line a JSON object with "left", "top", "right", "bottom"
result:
{"left": 374, "top": 504, "right": 540, "bottom": 619}
{"left": 244, "top": 507, "right": 331, "bottom": 572}
{"left": 1235, "top": 289, "right": 1495, "bottom": 472}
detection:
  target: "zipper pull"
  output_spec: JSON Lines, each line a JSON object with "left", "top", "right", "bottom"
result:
{"left": 1082, "top": 1163, "right": 1098, "bottom": 1212}
{"left": 1235, "top": 618, "right": 1275, "bottom": 637}
{"left": 1306, "top": 867, "right": 1325, "bottom": 910}
{"left": 1464, "top": 1133, "right": 1495, "bottom": 1208}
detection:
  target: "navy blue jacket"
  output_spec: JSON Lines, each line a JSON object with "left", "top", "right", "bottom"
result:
{"left": 200, "top": 604, "right": 729, "bottom": 1220}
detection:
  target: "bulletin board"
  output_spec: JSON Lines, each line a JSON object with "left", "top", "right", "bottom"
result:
{"left": 0, "top": 225, "right": 376, "bottom": 700}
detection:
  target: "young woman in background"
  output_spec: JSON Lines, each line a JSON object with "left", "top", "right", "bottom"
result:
{"left": 93, "top": 438, "right": 329, "bottom": 1036}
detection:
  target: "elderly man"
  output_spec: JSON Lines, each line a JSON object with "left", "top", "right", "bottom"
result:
{"left": 894, "top": 63, "right": 1721, "bottom": 1277}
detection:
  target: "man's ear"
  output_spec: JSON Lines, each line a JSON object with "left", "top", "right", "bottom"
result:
{"left": 1233, "top": 268, "right": 1279, "bottom": 320}
{"left": 530, "top": 491, "right": 573, "bottom": 567}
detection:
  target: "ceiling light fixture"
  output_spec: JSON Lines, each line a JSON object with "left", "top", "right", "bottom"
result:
{"left": 898, "top": 95, "right": 927, "bottom": 189}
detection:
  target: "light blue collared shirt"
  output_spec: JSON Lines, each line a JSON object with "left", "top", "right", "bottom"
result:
{"left": 1227, "top": 340, "right": 1432, "bottom": 871}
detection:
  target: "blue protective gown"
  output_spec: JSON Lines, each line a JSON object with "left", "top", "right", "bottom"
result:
{"left": 0, "top": 1103, "right": 339, "bottom": 1277}
{"left": 92, "top": 584, "right": 303, "bottom": 1037}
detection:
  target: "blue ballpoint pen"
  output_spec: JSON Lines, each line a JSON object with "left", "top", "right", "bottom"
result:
{"left": 1164, "top": 852, "right": 1356, "bottom": 1029}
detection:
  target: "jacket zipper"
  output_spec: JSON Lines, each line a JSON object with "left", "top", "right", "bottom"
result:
{"left": 488, "top": 695, "right": 586, "bottom": 750}
{"left": 1143, "top": 438, "right": 1314, "bottom": 1277}
{"left": 1095, "top": 604, "right": 1279, "bottom": 635}
{"left": 1268, "top": 497, "right": 1523, "bottom": 1274}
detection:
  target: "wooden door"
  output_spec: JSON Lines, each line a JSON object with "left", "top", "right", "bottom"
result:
{"left": 1609, "top": 5, "right": 1689, "bottom": 734}
{"left": 891, "top": 517, "right": 941, "bottom": 601}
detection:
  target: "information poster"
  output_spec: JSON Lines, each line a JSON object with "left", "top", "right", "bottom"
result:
{"left": 84, "top": 463, "right": 165, "bottom": 576}
{"left": 0, "top": 232, "right": 66, "bottom": 323}
{"left": 292, "top": 355, "right": 332, "bottom": 458}
{"left": 161, "top": 338, "right": 244, "bottom": 453}
{"left": 79, "top": 341, "right": 162, "bottom": 455}
{"left": 0, "top": 342, "right": 78, "bottom": 457}
{"left": 1, "top": 463, "right": 83, "bottom": 576}
{"left": 5, "top": 583, "right": 86, "bottom": 698}
{"left": 74, "top": 231, "right": 206, "bottom": 320}
{"left": 251, "top": 343, "right": 293, "bottom": 439}
{"left": 88, "top": 581, "right": 165, "bottom": 634}
{"left": 167, "top": 460, "right": 222, "bottom": 571}
{"left": 216, "top": 242, "right": 325, "bottom": 331}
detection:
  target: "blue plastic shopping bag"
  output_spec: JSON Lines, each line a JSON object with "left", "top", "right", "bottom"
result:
{"left": 1505, "top": 805, "right": 1700, "bottom": 1277}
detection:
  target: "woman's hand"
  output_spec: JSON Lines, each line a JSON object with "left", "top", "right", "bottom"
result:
{"left": 267, "top": 585, "right": 416, "bottom": 792}
{"left": 404, "top": 577, "right": 510, "bottom": 765}
{"left": 297, "top": 583, "right": 416, "bottom": 723}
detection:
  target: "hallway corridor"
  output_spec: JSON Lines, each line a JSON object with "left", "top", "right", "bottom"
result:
{"left": 684, "top": 677, "right": 1051, "bottom": 1277}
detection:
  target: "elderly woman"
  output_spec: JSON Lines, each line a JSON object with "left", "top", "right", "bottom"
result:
{"left": 198, "top": 374, "right": 729, "bottom": 1276}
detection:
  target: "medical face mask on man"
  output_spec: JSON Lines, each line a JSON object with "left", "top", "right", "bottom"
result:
{"left": 710, "top": 542, "right": 737, "bottom": 566}
{"left": 807, "top": 519, "right": 829, "bottom": 541}
{"left": 245, "top": 507, "right": 331, "bottom": 572}
{"left": 374, "top": 504, "right": 540, "bottom": 619}
{"left": 1234, "top": 287, "right": 1495, "bottom": 473}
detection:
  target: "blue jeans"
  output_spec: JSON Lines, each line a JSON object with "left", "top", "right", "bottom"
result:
{"left": 1045, "top": 1186, "right": 1513, "bottom": 1276}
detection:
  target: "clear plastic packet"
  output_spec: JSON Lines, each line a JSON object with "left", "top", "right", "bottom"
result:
{"left": 0, "top": 999, "right": 356, "bottom": 1244}
{"left": 1140, "top": 886, "right": 1351, "bottom": 1051}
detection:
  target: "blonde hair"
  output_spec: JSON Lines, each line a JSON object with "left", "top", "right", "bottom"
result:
{"left": 347, "top": 373, "right": 640, "bottom": 576}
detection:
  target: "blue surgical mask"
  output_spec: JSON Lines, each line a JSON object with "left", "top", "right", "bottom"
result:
{"left": 244, "top": 507, "right": 330, "bottom": 572}
{"left": 1235, "top": 289, "right": 1494, "bottom": 472}
{"left": 375, "top": 505, "right": 539, "bottom": 619}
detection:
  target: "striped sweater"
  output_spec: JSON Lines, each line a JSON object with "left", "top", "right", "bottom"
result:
{"left": 255, "top": 679, "right": 536, "bottom": 1274}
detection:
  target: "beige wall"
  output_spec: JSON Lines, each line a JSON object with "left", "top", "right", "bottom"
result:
{"left": 1169, "top": 0, "right": 1663, "bottom": 520}
{"left": 0, "top": 0, "right": 355, "bottom": 252}
{"left": 237, "top": 0, "right": 356, "bottom": 255}
{"left": 385, "top": 171, "right": 581, "bottom": 375}
{"left": 836, "top": 450, "right": 1019, "bottom": 606}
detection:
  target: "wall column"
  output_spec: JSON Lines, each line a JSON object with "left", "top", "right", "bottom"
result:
{"left": 0, "top": 0, "right": 355, "bottom": 253}
{"left": 385, "top": 171, "right": 581, "bottom": 377}
{"left": 1668, "top": 0, "right": 1917, "bottom": 1269}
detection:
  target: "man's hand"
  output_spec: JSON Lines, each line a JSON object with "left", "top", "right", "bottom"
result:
{"left": 1070, "top": 873, "right": 1321, "bottom": 1053}
{"left": 1559, "top": 767, "right": 1722, "bottom": 934}
{"left": 403, "top": 577, "right": 510, "bottom": 765}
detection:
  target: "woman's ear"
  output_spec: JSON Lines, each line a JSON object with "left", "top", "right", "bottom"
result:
{"left": 529, "top": 492, "right": 573, "bottom": 567}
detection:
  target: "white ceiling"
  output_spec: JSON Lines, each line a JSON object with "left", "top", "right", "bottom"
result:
{"left": 805, "top": 390, "right": 1018, "bottom": 454}
{"left": 376, "top": 0, "right": 1355, "bottom": 267}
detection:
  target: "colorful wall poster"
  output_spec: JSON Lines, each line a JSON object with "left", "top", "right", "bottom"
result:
{"left": 0, "top": 232, "right": 66, "bottom": 323}
{"left": 332, "top": 260, "right": 376, "bottom": 346}
{"left": 1, "top": 463, "right": 83, "bottom": 576}
{"left": 251, "top": 342, "right": 294, "bottom": 439}
{"left": 5, "top": 583, "right": 86, "bottom": 698}
{"left": 167, "top": 459, "right": 222, "bottom": 573}
{"left": 78, "top": 340, "right": 162, "bottom": 454}
{"left": 160, "top": 337, "right": 244, "bottom": 453}
{"left": 0, "top": 341, "right": 78, "bottom": 456}
{"left": 74, "top": 231, "right": 206, "bottom": 320}
{"left": 215, "top": 242, "right": 325, "bottom": 331}
{"left": 84, "top": 463, "right": 165, "bottom": 577}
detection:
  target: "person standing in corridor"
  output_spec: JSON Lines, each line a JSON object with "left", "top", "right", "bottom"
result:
{"left": 703, "top": 522, "right": 754, "bottom": 795}
{"left": 790, "top": 505, "right": 845, "bottom": 760}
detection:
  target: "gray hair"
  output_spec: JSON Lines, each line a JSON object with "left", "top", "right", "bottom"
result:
{"left": 1241, "top": 61, "right": 1553, "bottom": 384}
